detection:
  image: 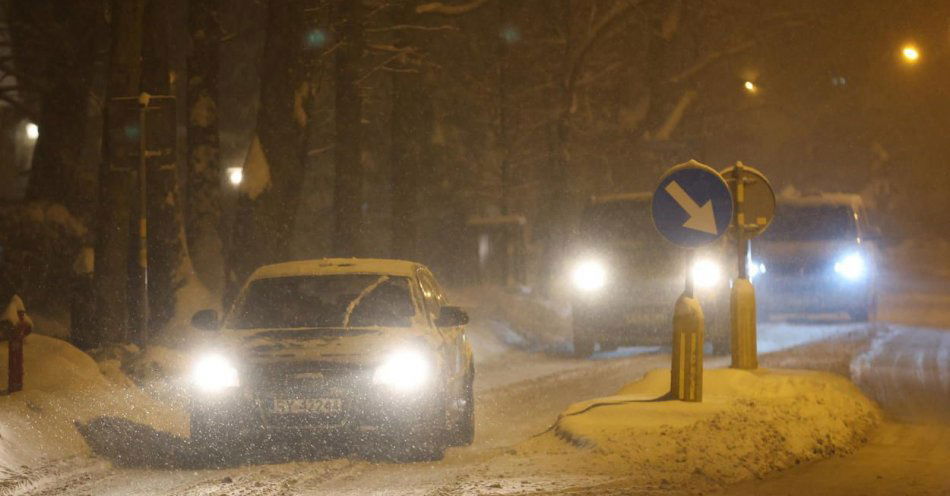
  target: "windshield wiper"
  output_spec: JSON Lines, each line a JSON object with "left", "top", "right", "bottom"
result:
{"left": 341, "top": 275, "right": 389, "bottom": 329}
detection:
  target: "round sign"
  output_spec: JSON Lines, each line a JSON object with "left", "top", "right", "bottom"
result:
{"left": 720, "top": 162, "right": 775, "bottom": 237}
{"left": 652, "top": 160, "right": 734, "bottom": 248}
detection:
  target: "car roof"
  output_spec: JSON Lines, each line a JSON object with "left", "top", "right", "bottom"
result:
{"left": 590, "top": 192, "right": 651, "bottom": 205}
{"left": 778, "top": 193, "right": 864, "bottom": 209}
{"left": 249, "top": 258, "right": 420, "bottom": 280}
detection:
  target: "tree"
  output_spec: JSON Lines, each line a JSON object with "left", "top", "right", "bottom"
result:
{"left": 331, "top": 0, "right": 365, "bottom": 256}
{"left": 94, "top": 0, "right": 146, "bottom": 346}
{"left": 388, "top": 0, "right": 434, "bottom": 261}
{"left": 8, "top": 0, "right": 104, "bottom": 218}
{"left": 137, "top": 0, "right": 193, "bottom": 340}
{"left": 186, "top": 0, "right": 225, "bottom": 294}
{"left": 227, "top": 0, "right": 312, "bottom": 301}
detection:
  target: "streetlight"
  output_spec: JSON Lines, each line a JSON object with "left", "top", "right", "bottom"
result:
{"left": 25, "top": 123, "right": 39, "bottom": 140}
{"left": 227, "top": 167, "right": 243, "bottom": 186}
{"left": 743, "top": 81, "right": 758, "bottom": 94}
{"left": 901, "top": 44, "right": 920, "bottom": 64}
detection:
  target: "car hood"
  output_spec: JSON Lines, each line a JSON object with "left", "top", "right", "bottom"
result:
{"left": 214, "top": 326, "right": 436, "bottom": 367}
{"left": 754, "top": 239, "right": 859, "bottom": 260}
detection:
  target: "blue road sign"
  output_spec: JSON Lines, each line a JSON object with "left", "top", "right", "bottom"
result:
{"left": 652, "top": 160, "right": 733, "bottom": 248}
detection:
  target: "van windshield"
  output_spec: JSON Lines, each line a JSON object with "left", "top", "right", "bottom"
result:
{"left": 226, "top": 274, "right": 415, "bottom": 329}
{"left": 762, "top": 204, "right": 857, "bottom": 241}
{"left": 580, "top": 199, "right": 655, "bottom": 241}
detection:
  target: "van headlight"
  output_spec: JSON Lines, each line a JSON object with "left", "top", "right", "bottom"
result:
{"left": 191, "top": 354, "right": 240, "bottom": 393}
{"left": 373, "top": 349, "right": 431, "bottom": 392}
{"left": 749, "top": 260, "right": 766, "bottom": 280}
{"left": 834, "top": 253, "right": 867, "bottom": 280}
{"left": 691, "top": 259, "right": 722, "bottom": 289}
{"left": 571, "top": 259, "right": 607, "bottom": 292}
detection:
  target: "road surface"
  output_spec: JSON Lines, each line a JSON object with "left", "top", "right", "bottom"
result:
{"left": 7, "top": 272, "right": 950, "bottom": 495}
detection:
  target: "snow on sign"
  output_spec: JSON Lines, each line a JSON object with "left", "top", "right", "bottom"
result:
{"left": 652, "top": 160, "right": 733, "bottom": 248}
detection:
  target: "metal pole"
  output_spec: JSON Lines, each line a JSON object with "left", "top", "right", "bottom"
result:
{"left": 734, "top": 162, "right": 748, "bottom": 278}
{"left": 136, "top": 92, "right": 150, "bottom": 344}
{"left": 685, "top": 249, "right": 694, "bottom": 298}
{"left": 730, "top": 161, "right": 757, "bottom": 369}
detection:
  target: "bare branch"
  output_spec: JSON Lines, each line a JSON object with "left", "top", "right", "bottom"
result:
{"left": 668, "top": 39, "right": 755, "bottom": 84}
{"left": 415, "top": 0, "right": 490, "bottom": 15}
{"left": 366, "top": 24, "right": 458, "bottom": 33}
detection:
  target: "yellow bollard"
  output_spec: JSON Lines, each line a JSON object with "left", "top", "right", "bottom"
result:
{"left": 730, "top": 277, "right": 758, "bottom": 369}
{"left": 671, "top": 293, "right": 704, "bottom": 401}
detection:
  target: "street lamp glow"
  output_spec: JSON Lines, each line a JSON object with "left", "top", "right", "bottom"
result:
{"left": 227, "top": 167, "right": 243, "bottom": 186}
{"left": 25, "top": 123, "right": 39, "bottom": 140}
{"left": 743, "top": 81, "right": 758, "bottom": 94}
{"left": 901, "top": 45, "right": 920, "bottom": 63}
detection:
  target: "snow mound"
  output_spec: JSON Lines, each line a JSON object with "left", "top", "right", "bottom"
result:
{"left": 517, "top": 368, "right": 880, "bottom": 491}
{"left": 452, "top": 286, "right": 572, "bottom": 354}
{"left": 0, "top": 335, "right": 186, "bottom": 477}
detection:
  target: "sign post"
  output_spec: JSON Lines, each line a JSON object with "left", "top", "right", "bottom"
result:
{"left": 652, "top": 160, "right": 733, "bottom": 402}
{"left": 720, "top": 162, "right": 774, "bottom": 370}
{"left": 106, "top": 93, "right": 176, "bottom": 345}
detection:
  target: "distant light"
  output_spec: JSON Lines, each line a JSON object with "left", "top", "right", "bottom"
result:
{"left": 500, "top": 25, "right": 520, "bottom": 44}
{"left": 743, "top": 81, "right": 758, "bottom": 94}
{"left": 25, "top": 123, "right": 39, "bottom": 140}
{"left": 901, "top": 45, "right": 920, "bottom": 63}
{"left": 306, "top": 29, "right": 327, "bottom": 48}
{"left": 831, "top": 76, "right": 847, "bottom": 87}
{"left": 227, "top": 167, "right": 243, "bottom": 186}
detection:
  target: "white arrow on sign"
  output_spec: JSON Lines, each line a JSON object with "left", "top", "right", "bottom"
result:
{"left": 664, "top": 181, "right": 718, "bottom": 235}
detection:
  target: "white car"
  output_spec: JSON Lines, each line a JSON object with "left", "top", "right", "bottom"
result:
{"left": 188, "top": 258, "right": 474, "bottom": 461}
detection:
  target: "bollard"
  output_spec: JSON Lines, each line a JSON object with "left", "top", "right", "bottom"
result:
{"left": 730, "top": 277, "right": 757, "bottom": 369}
{"left": 671, "top": 292, "right": 704, "bottom": 401}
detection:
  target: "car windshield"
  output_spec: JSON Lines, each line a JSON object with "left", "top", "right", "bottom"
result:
{"left": 580, "top": 199, "right": 655, "bottom": 241}
{"left": 226, "top": 274, "right": 415, "bottom": 329}
{"left": 762, "top": 204, "right": 857, "bottom": 241}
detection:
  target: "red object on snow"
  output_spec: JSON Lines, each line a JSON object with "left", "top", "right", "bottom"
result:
{"left": 8, "top": 310, "right": 31, "bottom": 393}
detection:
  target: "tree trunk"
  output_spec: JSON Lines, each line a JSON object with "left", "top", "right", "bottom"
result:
{"left": 139, "top": 0, "right": 191, "bottom": 340}
{"left": 10, "top": 1, "right": 101, "bottom": 217}
{"left": 94, "top": 0, "right": 146, "bottom": 346}
{"left": 226, "top": 0, "right": 311, "bottom": 302}
{"left": 332, "top": 0, "right": 364, "bottom": 256}
{"left": 186, "top": 0, "right": 224, "bottom": 294}
{"left": 389, "top": 1, "right": 431, "bottom": 261}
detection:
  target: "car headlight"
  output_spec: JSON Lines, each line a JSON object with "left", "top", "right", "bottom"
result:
{"left": 191, "top": 354, "right": 239, "bottom": 393}
{"left": 749, "top": 260, "right": 766, "bottom": 280}
{"left": 572, "top": 259, "right": 607, "bottom": 292}
{"left": 373, "top": 349, "right": 431, "bottom": 392}
{"left": 691, "top": 259, "right": 722, "bottom": 289}
{"left": 834, "top": 253, "right": 867, "bottom": 280}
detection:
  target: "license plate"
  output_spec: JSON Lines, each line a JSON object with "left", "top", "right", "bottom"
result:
{"left": 270, "top": 398, "right": 343, "bottom": 415}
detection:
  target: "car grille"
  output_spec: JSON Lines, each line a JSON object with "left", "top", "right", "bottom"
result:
{"left": 766, "top": 259, "right": 829, "bottom": 276}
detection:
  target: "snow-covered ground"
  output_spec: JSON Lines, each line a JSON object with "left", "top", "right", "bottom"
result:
{"left": 509, "top": 368, "right": 880, "bottom": 493}
{"left": 0, "top": 335, "right": 186, "bottom": 492}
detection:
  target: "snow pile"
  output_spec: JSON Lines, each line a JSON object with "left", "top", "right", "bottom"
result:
{"left": 0, "top": 335, "right": 186, "bottom": 476}
{"left": 511, "top": 368, "right": 880, "bottom": 491}
{"left": 452, "top": 286, "right": 572, "bottom": 354}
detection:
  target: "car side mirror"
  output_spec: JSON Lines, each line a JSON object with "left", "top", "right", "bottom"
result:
{"left": 435, "top": 306, "right": 469, "bottom": 327}
{"left": 191, "top": 309, "right": 220, "bottom": 331}
{"left": 864, "top": 226, "right": 884, "bottom": 241}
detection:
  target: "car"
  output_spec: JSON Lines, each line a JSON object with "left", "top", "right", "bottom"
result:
{"left": 187, "top": 258, "right": 475, "bottom": 461}
{"left": 568, "top": 193, "right": 731, "bottom": 357}
{"left": 752, "top": 194, "right": 880, "bottom": 321}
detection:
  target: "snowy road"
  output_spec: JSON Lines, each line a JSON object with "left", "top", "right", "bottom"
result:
{"left": 9, "top": 273, "right": 950, "bottom": 496}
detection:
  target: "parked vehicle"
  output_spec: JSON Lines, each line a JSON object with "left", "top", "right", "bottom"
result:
{"left": 188, "top": 258, "right": 474, "bottom": 461}
{"left": 568, "top": 193, "right": 731, "bottom": 357}
{"left": 753, "top": 194, "right": 880, "bottom": 321}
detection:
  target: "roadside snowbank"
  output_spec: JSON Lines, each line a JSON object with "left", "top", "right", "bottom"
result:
{"left": 0, "top": 335, "right": 186, "bottom": 475}
{"left": 509, "top": 368, "right": 880, "bottom": 491}
{"left": 452, "top": 286, "right": 572, "bottom": 354}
